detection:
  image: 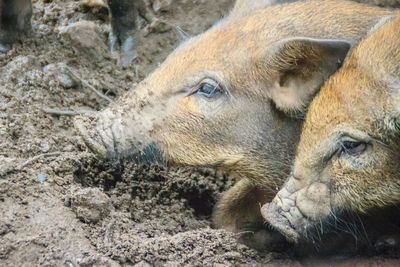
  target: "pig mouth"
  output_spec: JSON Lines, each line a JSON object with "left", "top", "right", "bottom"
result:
{"left": 262, "top": 203, "right": 300, "bottom": 243}
{"left": 261, "top": 194, "right": 305, "bottom": 243}
{"left": 261, "top": 181, "right": 333, "bottom": 243}
{"left": 74, "top": 114, "right": 165, "bottom": 165}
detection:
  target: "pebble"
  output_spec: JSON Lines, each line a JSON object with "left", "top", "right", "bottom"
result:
{"left": 38, "top": 173, "right": 45, "bottom": 183}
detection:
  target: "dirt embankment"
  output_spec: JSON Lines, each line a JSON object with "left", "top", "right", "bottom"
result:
{"left": 0, "top": 0, "right": 282, "bottom": 266}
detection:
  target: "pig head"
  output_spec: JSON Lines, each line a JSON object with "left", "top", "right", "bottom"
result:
{"left": 75, "top": 0, "right": 365, "bottom": 177}
{"left": 262, "top": 15, "right": 400, "bottom": 243}
{"left": 75, "top": 0, "right": 395, "bottom": 237}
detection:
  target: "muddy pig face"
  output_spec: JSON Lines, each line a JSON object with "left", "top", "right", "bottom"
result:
{"left": 75, "top": 2, "right": 356, "bottom": 185}
{"left": 262, "top": 16, "right": 400, "bottom": 243}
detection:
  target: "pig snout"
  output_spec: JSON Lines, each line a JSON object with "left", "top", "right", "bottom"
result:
{"left": 74, "top": 113, "right": 116, "bottom": 159}
{"left": 261, "top": 176, "right": 331, "bottom": 243}
{"left": 261, "top": 180, "right": 304, "bottom": 243}
{"left": 74, "top": 107, "right": 164, "bottom": 163}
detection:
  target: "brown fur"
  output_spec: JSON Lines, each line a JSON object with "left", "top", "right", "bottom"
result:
{"left": 262, "top": 15, "right": 400, "bottom": 243}
{"left": 300, "top": 15, "right": 400, "bottom": 212}
{"left": 75, "top": 0, "right": 397, "bottom": 249}
{"left": 354, "top": 0, "right": 400, "bottom": 8}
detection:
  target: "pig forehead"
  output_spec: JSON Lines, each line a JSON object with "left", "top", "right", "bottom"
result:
{"left": 302, "top": 73, "right": 381, "bottom": 142}
{"left": 172, "top": 27, "right": 268, "bottom": 67}
{"left": 149, "top": 26, "right": 275, "bottom": 93}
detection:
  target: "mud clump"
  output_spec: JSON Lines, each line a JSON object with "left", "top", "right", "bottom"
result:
{"left": 59, "top": 20, "right": 109, "bottom": 63}
{"left": 67, "top": 187, "right": 113, "bottom": 224}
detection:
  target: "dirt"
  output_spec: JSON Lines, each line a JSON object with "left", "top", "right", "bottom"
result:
{"left": 1, "top": 0, "right": 400, "bottom": 266}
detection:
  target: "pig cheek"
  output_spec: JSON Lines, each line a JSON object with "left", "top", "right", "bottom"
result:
{"left": 327, "top": 162, "right": 353, "bottom": 212}
{"left": 178, "top": 96, "right": 201, "bottom": 115}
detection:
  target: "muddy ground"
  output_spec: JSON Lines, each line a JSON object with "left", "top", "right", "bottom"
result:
{"left": 1, "top": 0, "right": 400, "bottom": 266}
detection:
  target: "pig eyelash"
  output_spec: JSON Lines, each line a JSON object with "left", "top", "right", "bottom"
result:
{"left": 370, "top": 135, "right": 391, "bottom": 151}
{"left": 384, "top": 116, "right": 400, "bottom": 133}
{"left": 339, "top": 141, "right": 367, "bottom": 156}
{"left": 188, "top": 77, "right": 228, "bottom": 100}
{"left": 198, "top": 82, "right": 223, "bottom": 98}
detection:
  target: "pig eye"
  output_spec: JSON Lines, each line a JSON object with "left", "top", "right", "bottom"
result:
{"left": 196, "top": 81, "right": 222, "bottom": 99}
{"left": 340, "top": 141, "right": 367, "bottom": 156}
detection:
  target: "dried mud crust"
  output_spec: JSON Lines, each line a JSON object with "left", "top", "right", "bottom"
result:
{"left": 70, "top": 158, "right": 279, "bottom": 265}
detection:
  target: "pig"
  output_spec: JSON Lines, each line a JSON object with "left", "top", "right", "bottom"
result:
{"left": 0, "top": 0, "right": 140, "bottom": 65}
{"left": 108, "top": 0, "right": 159, "bottom": 66}
{"left": 0, "top": 0, "right": 32, "bottom": 51}
{"left": 75, "top": 0, "right": 397, "bottom": 248}
{"left": 262, "top": 15, "right": 400, "bottom": 244}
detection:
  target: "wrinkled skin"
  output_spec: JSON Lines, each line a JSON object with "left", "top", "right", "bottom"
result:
{"left": 262, "top": 15, "right": 400, "bottom": 244}
{"left": 75, "top": 0, "right": 396, "bottom": 249}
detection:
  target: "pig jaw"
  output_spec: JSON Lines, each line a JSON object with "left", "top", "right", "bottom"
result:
{"left": 261, "top": 176, "right": 332, "bottom": 243}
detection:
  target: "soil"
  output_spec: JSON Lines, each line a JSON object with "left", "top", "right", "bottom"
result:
{"left": 1, "top": 0, "right": 399, "bottom": 266}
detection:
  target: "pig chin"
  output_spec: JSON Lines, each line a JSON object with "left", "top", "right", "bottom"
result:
{"left": 74, "top": 112, "right": 165, "bottom": 165}
{"left": 261, "top": 176, "right": 332, "bottom": 243}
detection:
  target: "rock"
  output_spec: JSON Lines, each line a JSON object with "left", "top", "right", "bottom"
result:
{"left": 58, "top": 20, "right": 108, "bottom": 62}
{"left": 143, "top": 18, "right": 170, "bottom": 36}
{"left": 0, "top": 156, "right": 18, "bottom": 177}
{"left": 43, "top": 63, "right": 79, "bottom": 89}
{"left": 4, "top": 56, "right": 39, "bottom": 80}
{"left": 83, "top": 0, "right": 109, "bottom": 8}
{"left": 153, "top": 0, "right": 173, "bottom": 13}
{"left": 40, "top": 143, "right": 50, "bottom": 153}
{"left": 68, "top": 187, "right": 112, "bottom": 224}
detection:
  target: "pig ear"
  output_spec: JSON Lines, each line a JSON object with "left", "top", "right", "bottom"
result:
{"left": 266, "top": 37, "right": 351, "bottom": 114}
{"left": 229, "top": 0, "right": 282, "bottom": 19}
{"left": 387, "top": 80, "right": 400, "bottom": 132}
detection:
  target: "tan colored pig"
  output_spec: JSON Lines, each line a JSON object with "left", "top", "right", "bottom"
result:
{"left": 262, "top": 15, "right": 400, "bottom": 244}
{"left": 75, "top": 0, "right": 397, "bottom": 248}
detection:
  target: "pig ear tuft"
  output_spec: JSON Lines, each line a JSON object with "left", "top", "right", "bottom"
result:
{"left": 265, "top": 37, "right": 351, "bottom": 115}
{"left": 384, "top": 115, "right": 400, "bottom": 133}
{"left": 386, "top": 81, "right": 400, "bottom": 132}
